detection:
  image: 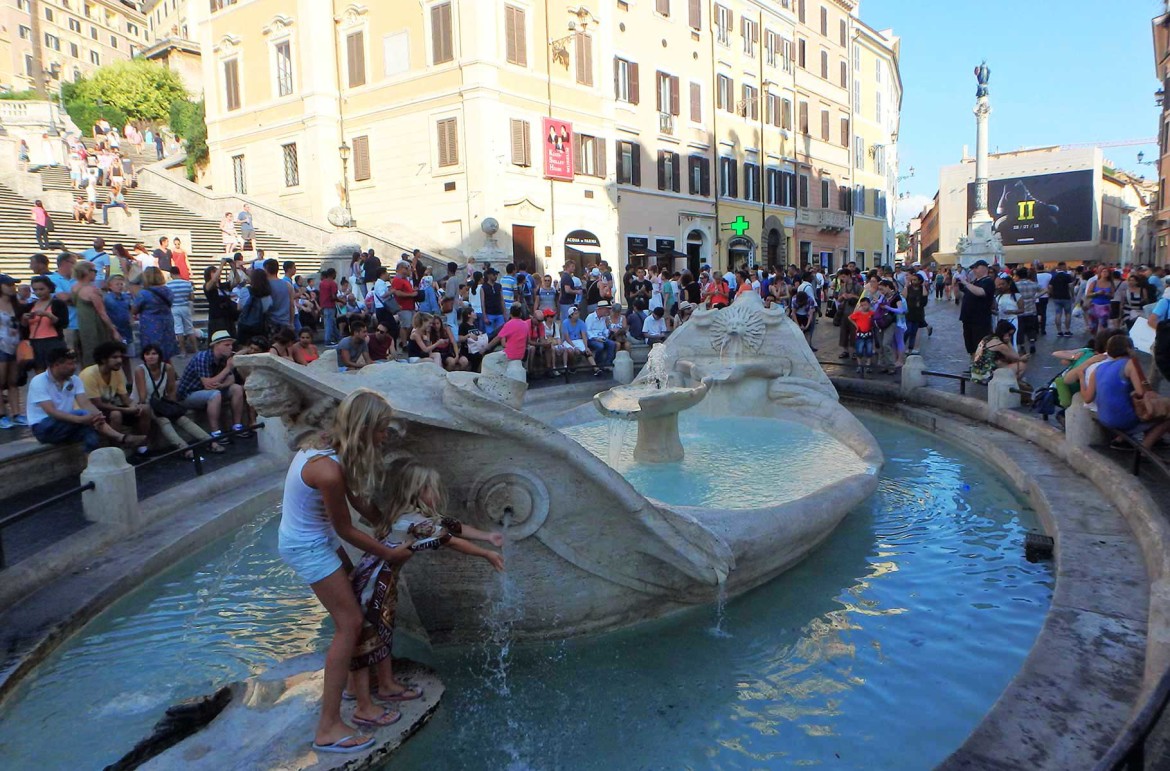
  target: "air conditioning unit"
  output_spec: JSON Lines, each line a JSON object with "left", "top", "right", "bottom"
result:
{"left": 659, "top": 112, "right": 674, "bottom": 134}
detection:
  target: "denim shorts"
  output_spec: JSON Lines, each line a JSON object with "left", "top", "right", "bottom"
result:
{"left": 278, "top": 534, "right": 343, "bottom": 585}
{"left": 0, "top": 350, "right": 13, "bottom": 363}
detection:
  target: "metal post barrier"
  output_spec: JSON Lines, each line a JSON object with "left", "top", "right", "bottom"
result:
{"left": 0, "top": 481, "right": 95, "bottom": 569}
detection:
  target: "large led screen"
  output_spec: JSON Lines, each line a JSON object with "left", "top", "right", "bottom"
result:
{"left": 967, "top": 169, "right": 1094, "bottom": 246}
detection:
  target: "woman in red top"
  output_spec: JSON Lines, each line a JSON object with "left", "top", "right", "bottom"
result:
{"left": 703, "top": 275, "right": 730, "bottom": 309}
{"left": 171, "top": 238, "right": 191, "bottom": 280}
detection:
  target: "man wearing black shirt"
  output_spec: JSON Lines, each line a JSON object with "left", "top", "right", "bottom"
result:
{"left": 1047, "top": 261, "right": 1075, "bottom": 337}
{"left": 558, "top": 260, "right": 580, "bottom": 321}
{"left": 630, "top": 268, "right": 653, "bottom": 306}
{"left": 957, "top": 260, "right": 997, "bottom": 356}
{"left": 153, "top": 236, "right": 173, "bottom": 273}
{"left": 363, "top": 249, "right": 382, "bottom": 287}
{"left": 481, "top": 269, "right": 506, "bottom": 335}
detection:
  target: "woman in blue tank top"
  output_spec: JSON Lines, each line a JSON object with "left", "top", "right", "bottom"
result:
{"left": 1084, "top": 335, "right": 1170, "bottom": 449}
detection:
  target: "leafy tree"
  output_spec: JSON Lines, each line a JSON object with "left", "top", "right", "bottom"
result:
{"left": 170, "top": 98, "right": 208, "bottom": 181}
{"left": 62, "top": 59, "right": 187, "bottom": 128}
{"left": 896, "top": 230, "right": 910, "bottom": 254}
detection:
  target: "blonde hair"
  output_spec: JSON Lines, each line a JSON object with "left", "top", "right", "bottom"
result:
{"left": 329, "top": 389, "right": 396, "bottom": 507}
{"left": 72, "top": 260, "right": 96, "bottom": 281}
{"left": 142, "top": 266, "right": 165, "bottom": 287}
{"left": 377, "top": 460, "right": 445, "bottom": 539}
{"left": 412, "top": 312, "right": 433, "bottom": 331}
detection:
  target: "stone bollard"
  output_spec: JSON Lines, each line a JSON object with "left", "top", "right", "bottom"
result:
{"left": 80, "top": 447, "right": 140, "bottom": 527}
{"left": 481, "top": 351, "right": 510, "bottom": 379}
{"left": 504, "top": 359, "right": 527, "bottom": 384}
{"left": 613, "top": 350, "right": 634, "bottom": 384}
{"left": 900, "top": 353, "right": 926, "bottom": 393}
{"left": 258, "top": 416, "right": 293, "bottom": 462}
{"left": 986, "top": 367, "right": 1022, "bottom": 413}
{"left": 1065, "top": 393, "right": 1107, "bottom": 448}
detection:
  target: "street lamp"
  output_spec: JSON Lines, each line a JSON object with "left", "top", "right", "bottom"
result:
{"left": 338, "top": 141, "right": 352, "bottom": 222}
{"left": 897, "top": 166, "right": 916, "bottom": 183}
{"left": 1138, "top": 151, "right": 1157, "bottom": 167}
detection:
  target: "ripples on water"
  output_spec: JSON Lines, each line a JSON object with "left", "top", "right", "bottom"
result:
{"left": 0, "top": 415, "right": 1053, "bottom": 771}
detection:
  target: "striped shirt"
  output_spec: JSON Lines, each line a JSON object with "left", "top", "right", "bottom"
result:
{"left": 166, "top": 279, "right": 194, "bottom": 308}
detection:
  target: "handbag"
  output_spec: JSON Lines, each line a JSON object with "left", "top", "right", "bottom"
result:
{"left": 145, "top": 365, "right": 187, "bottom": 420}
{"left": 15, "top": 339, "right": 33, "bottom": 366}
{"left": 44, "top": 214, "right": 54, "bottom": 233}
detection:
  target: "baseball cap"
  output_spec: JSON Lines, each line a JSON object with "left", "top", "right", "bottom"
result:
{"left": 590, "top": 267, "right": 601, "bottom": 276}
{"left": 0, "top": 274, "right": 18, "bottom": 286}
{"left": 568, "top": 306, "right": 580, "bottom": 315}
{"left": 543, "top": 308, "right": 556, "bottom": 318}
{"left": 970, "top": 259, "right": 989, "bottom": 268}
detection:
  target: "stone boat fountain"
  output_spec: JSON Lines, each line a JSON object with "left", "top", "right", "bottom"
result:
{"left": 239, "top": 292, "right": 881, "bottom": 644}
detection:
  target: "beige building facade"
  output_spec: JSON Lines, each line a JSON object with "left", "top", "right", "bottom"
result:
{"left": 140, "top": 0, "right": 200, "bottom": 93}
{"left": 198, "top": 0, "right": 900, "bottom": 279}
{"left": 849, "top": 17, "right": 899, "bottom": 269}
{"left": 0, "top": 0, "right": 148, "bottom": 95}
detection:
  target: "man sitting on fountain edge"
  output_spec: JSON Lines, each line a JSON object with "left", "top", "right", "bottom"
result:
{"left": 586, "top": 301, "right": 617, "bottom": 374}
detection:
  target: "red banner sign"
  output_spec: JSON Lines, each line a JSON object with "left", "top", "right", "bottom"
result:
{"left": 543, "top": 117, "right": 574, "bottom": 181}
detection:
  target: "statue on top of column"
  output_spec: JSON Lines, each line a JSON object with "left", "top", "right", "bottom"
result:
{"left": 975, "top": 60, "right": 991, "bottom": 99}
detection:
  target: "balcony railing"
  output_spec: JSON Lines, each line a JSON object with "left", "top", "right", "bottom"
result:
{"left": 659, "top": 112, "right": 674, "bottom": 135}
{"left": 796, "top": 207, "right": 850, "bottom": 231}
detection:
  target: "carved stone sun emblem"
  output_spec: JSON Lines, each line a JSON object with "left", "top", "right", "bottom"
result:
{"left": 709, "top": 302, "right": 767, "bottom": 355}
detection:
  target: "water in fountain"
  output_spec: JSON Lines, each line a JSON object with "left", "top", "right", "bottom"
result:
{"left": 708, "top": 580, "right": 732, "bottom": 639}
{"left": 481, "top": 510, "right": 522, "bottom": 697}
{"left": 643, "top": 343, "right": 669, "bottom": 389}
{"left": 605, "top": 418, "right": 630, "bottom": 469}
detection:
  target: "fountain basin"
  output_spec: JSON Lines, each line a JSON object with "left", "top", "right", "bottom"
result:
{"left": 593, "top": 382, "right": 709, "bottom": 463}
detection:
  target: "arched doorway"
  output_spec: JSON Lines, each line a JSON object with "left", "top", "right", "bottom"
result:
{"left": 728, "top": 236, "right": 755, "bottom": 269}
{"left": 766, "top": 229, "right": 781, "bottom": 267}
{"left": 564, "top": 230, "right": 601, "bottom": 272}
{"left": 685, "top": 229, "right": 706, "bottom": 276}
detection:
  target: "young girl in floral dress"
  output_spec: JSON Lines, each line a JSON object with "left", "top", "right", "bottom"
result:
{"left": 347, "top": 461, "right": 503, "bottom": 727}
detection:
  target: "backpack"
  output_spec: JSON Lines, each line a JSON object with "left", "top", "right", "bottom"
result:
{"left": 239, "top": 294, "right": 270, "bottom": 330}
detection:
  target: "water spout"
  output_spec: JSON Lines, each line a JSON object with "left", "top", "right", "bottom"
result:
{"left": 482, "top": 511, "right": 522, "bottom": 697}
{"left": 605, "top": 418, "right": 630, "bottom": 469}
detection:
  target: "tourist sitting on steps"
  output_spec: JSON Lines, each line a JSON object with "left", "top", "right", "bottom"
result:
{"left": 176, "top": 330, "right": 250, "bottom": 444}
{"left": 135, "top": 343, "right": 223, "bottom": 459}
{"left": 79, "top": 341, "right": 153, "bottom": 457}
{"left": 585, "top": 301, "right": 617, "bottom": 372}
{"left": 643, "top": 306, "right": 668, "bottom": 344}
{"left": 337, "top": 320, "right": 373, "bottom": 371}
{"left": 26, "top": 347, "right": 145, "bottom": 453}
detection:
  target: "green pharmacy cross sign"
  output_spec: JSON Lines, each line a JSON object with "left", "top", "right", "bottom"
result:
{"left": 724, "top": 215, "right": 751, "bottom": 237}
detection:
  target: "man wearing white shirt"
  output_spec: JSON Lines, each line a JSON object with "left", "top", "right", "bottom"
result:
{"left": 585, "top": 300, "right": 617, "bottom": 370}
{"left": 27, "top": 347, "right": 142, "bottom": 452}
{"left": 1034, "top": 264, "right": 1052, "bottom": 335}
{"left": 723, "top": 270, "right": 738, "bottom": 292}
{"left": 643, "top": 307, "right": 668, "bottom": 343}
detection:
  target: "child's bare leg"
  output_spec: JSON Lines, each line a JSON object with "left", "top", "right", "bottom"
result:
{"left": 351, "top": 666, "right": 378, "bottom": 720}
{"left": 375, "top": 657, "right": 422, "bottom": 699}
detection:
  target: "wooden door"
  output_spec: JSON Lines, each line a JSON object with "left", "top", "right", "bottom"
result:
{"left": 512, "top": 225, "right": 536, "bottom": 273}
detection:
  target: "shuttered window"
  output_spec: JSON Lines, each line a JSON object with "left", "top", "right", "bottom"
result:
{"left": 840, "top": 117, "right": 849, "bottom": 148}
{"left": 223, "top": 59, "right": 240, "bottom": 111}
{"left": 574, "top": 134, "right": 606, "bottom": 178}
{"left": 231, "top": 155, "right": 247, "bottom": 195}
{"left": 821, "top": 109, "right": 830, "bottom": 140}
{"left": 617, "top": 141, "right": 641, "bottom": 186}
{"left": 688, "top": 0, "right": 701, "bottom": 30}
{"left": 798, "top": 101, "right": 808, "bottom": 133}
{"left": 575, "top": 33, "right": 593, "bottom": 85}
{"left": 353, "top": 136, "right": 371, "bottom": 181}
{"left": 656, "top": 0, "right": 670, "bottom": 16}
{"left": 614, "top": 58, "right": 639, "bottom": 103}
{"left": 431, "top": 2, "right": 453, "bottom": 64}
{"left": 657, "top": 151, "right": 680, "bottom": 192}
{"left": 509, "top": 119, "right": 531, "bottom": 167}
{"left": 346, "top": 31, "right": 366, "bottom": 87}
{"left": 688, "top": 155, "right": 710, "bottom": 196}
{"left": 436, "top": 118, "right": 458, "bottom": 167}
{"left": 689, "top": 82, "right": 701, "bottom": 123}
{"left": 504, "top": 6, "right": 526, "bottom": 66}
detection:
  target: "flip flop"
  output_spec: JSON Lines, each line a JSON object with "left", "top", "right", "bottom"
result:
{"left": 376, "top": 684, "right": 424, "bottom": 702}
{"left": 311, "top": 734, "right": 375, "bottom": 754}
{"left": 352, "top": 707, "right": 402, "bottom": 728}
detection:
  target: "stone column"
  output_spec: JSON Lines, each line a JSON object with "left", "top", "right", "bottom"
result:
{"left": 80, "top": 448, "right": 140, "bottom": 527}
{"left": 1065, "top": 393, "right": 1107, "bottom": 448}
{"left": 986, "top": 367, "right": 1021, "bottom": 413}
{"left": 612, "top": 351, "right": 634, "bottom": 385}
{"left": 900, "top": 353, "right": 926, "bottom": 393}
{"left": 257, "top": 416, "right": 293, "bottom": 462}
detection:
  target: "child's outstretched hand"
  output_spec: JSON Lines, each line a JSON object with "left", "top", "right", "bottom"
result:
{"left": 484, "top": 551, "right": 505, "bottom": 572}
{"left": 486, "top": 532, "right": 505, "bottom": 548}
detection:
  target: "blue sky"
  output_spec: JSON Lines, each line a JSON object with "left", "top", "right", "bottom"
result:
{"left": 865, "top": 0, "right": 1165, "bottom": 227}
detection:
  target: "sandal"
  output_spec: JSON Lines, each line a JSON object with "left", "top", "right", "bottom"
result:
{"left": 375, "top": 684, "right": 424, "bottom": 702}
{"left": 311, "top": 734, "right": 375, "bottom": 754}
{"left": 351, "top": 707, "right": 402, "bottom": 728}
{"left": 118, "top": 433, "right": 146, "bottom": 447}
{"left": 207, "top": 441, "right": 226, "bottom": 454}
